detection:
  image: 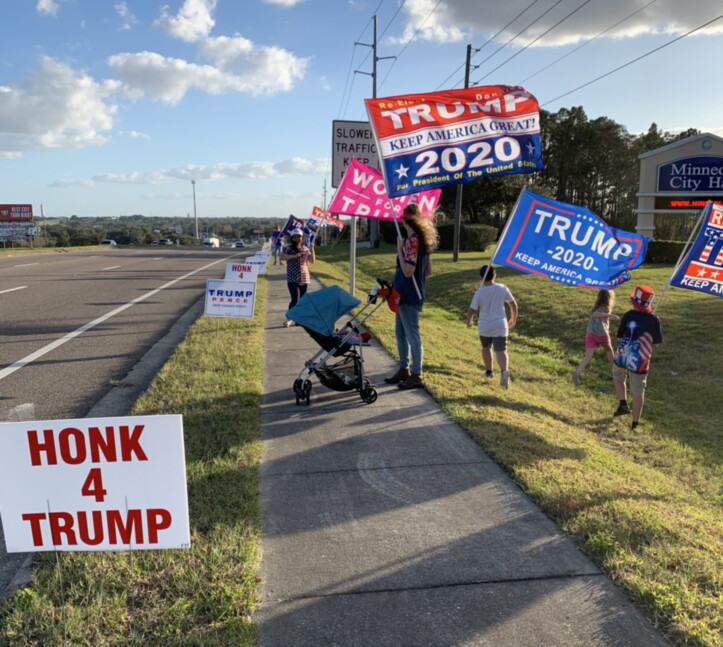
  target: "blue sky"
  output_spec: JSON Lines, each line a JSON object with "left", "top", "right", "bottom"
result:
{"left": 1, "top": 0, "right": 722, "bottom": 221}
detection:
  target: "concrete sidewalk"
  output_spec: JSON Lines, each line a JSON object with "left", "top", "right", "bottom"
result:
{"left": 254, "top": 266, "right": 668, "bottom": 646}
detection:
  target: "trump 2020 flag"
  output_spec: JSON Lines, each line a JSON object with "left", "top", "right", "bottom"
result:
{"left": 492, "top": 189, "right": 650, "bottom": 289}
{"left": 365, "top": 86, "right": 543, "bottom": 199}
{"left": 327, "top": 159, "right": 441, "bottom": 221}
{"left": 670, "top": 201, "right": 723, "bottom": 297}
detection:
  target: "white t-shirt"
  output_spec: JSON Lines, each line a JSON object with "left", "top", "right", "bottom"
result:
{"left": 469, "top": 282, "right": 515, "bottom": 337}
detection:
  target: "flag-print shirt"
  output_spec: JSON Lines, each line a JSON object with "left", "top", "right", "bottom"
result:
{"left": 393, "top": 234, "right": 428, "bottom": 307}
{"left": 283, "top": 246, "right": 311, "bottom": 285}
{"left": 614, "top": 310, "right": 663, "bottom": 374}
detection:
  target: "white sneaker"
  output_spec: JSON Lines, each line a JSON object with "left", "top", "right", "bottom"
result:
{"left": 500, "top": 370, "right": 509, "bottom": 389}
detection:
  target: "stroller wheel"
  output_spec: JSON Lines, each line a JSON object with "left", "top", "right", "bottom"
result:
{"left": 302, "top": 380, "right": 312, "bottom": 405}
{"left": 293, "top": 378, "right": 303, "bottom": 395}
{"left": 360, "top": 386, "right": 378, "bottom": 404}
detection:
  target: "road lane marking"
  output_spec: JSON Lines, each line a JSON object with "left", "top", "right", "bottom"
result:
{"left": 0, "top": 286, "right": 28, "bottom": 295}
{"left": 12, "top": 263, "right": 39, "bottom": 268}
{"left": 102, "top": 266, "right": 122, "bottom": 271}
{"left": 0, "top": 255, "right": 233, "bottom": 382}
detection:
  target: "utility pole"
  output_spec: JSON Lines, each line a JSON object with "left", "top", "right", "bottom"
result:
{"left": 453, "top": 44, "right": 473, "bottom": 262}
{"left": 356, "top": 15, "right": 394, "bottom": 250}
{"left": 352, "top": 15, "right": 395, "bottom": 294}
{"left": 191, "top": 180, "right": 199, "bottom": 241}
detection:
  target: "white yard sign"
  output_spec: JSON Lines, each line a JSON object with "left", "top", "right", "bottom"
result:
{"left": 224, "top": 261, "right": 259, "bottom": 283}
{"left": 245, "top": 255, "right": 269, "bottom": 273}
{"left": 204, "top": 279, "right": 257, "bottom": 318}
{"left": 0, "top": 415, "right": 190, "bottom": 552}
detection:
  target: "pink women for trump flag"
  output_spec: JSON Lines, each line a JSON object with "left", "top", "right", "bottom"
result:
{"left": 327, "top": 159, "right": 441, "bottom": 221}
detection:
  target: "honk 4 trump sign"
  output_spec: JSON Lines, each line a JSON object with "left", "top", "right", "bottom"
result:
{"left": 0, "top": 415, "right": 190, "bottom": 552}
{"left": 224, "top": 261, "right": 260, "bottom": 283}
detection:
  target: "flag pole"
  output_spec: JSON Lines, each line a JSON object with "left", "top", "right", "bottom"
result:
{"left": 652, "top": 202, "right": 709, "bottom": 314}
{"left": 490, "top": 188, "right": 526, "bottom": 266}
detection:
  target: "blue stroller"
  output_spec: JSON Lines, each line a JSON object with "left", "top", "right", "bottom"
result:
{"left": 286, "top": 281, "right": 392, "bottom": 406}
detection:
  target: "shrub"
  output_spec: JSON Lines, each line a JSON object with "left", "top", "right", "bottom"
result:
{"left": 382, "top": 222, "right": 497, "bottom": 252}
{"left": 645, "top": 240, "right": 687, "bottom": 264}
{"left": 437, "top": 224, "right": 498, "bottom": 252}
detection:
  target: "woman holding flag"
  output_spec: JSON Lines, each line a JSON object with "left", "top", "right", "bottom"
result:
{"left": 384, "top": 203, "right": 439, "bottom": 390}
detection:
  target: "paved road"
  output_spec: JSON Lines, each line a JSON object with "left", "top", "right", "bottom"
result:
{"left": 0, "top": 245, "right": 246, "bottom": 596}
{"left": 0, "top": 246, "right": 244, "bottom": 421}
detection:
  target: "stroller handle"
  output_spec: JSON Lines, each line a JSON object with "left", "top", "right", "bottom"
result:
{"left": 373, "top": 278, "right": 393, "bottom": 301}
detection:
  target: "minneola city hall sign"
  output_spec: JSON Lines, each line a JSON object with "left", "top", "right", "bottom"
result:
{"left": 637, "top": 133, "right": 723, "bottom": 238}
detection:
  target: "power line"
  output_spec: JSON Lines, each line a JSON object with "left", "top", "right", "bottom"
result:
{"left": 542, "top": 12, "right": 723, "bottom": 107}
{"left": 337, "top": 2, "right": 386, "bottom": 118}
{"left": 476, "top": 0, "right": 594, "bottom": 84}
{"left": 471, "top": 0, "right": 564, "bottom": 82}
{"left": 378, "top": 0, "right": 407, "bottom": 41}
{"left": 434, "top": 0, "right": 543, "bottom": 91}
{"left": 518, "top": 0, "right": 657, "bottom": 85}
{"left": 377, "top": 0, "right": 444, "bottom": 93}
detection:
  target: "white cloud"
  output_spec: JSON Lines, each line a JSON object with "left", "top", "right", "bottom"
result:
{"left": 398, "top": 0, "right": 723, "bottom": 45}
{"left": 36, "top": 0, "right": 60, "bottom": 16}
{"left": 263, "top": 0, "right": 304, "bottom": 6}
{"left": 126, "top": 130, "right": 150, "bottom": 140}
{"left": 115, "top": 1, "right": 139, "bottom": 31}
{"left": 0, "top": 57, "right": 119, "bottom": 156}
{"left": 155, "top": 0, "right": 217, "bottom": 43}
{"left": 50, "top": 158, "right": 330, "bottom": 187}
{"left": 108, "top": 40, "right": 308, "bottom": 102}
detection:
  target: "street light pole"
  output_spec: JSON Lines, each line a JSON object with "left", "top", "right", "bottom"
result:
{"left": 191, "top": 180, "right": 199, "bottom": 240}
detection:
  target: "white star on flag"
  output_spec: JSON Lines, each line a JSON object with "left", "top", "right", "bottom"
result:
{"left": 697, "top": 268, "right": 707, "bottom": 277}
{"left": 395, "top": 164, "right": 409, "bottom": 179}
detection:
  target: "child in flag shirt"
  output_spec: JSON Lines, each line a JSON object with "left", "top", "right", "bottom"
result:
{"left": 612, "top": 285, "right": 663, "bottom": 429}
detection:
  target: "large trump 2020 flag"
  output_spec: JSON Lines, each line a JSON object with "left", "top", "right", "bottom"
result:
{"left": 492, "top": 189, "right": 649, "bottom": 289}
{"left": 670, "top": 201, "right": 723, "bottom": 297}
{"left": 365, "top": 86, "right": 544, "bottom": 199}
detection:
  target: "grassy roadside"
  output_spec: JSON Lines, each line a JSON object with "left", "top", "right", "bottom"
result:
{"left": 311, "top": 242, "right": 722, "bottom": 647}
{"left": 0, "top": 279, "right": 267, "bottom": 646}
{"left": 1, "top": 242, "right": 720, "bottom": 646}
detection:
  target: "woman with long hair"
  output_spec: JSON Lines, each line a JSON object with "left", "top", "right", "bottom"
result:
{"left": 384, "top": 203, "right": 439, "bottom": 390}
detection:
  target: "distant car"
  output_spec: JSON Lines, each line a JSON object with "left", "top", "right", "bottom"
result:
{"left": 235, "top": 241, "right": 245, "bottom": 248}
{"left": 158, "top": 238, "right": 174, "bottom": 245}
{"left": 100, "top": 239, "right": 117, "bottom": 246}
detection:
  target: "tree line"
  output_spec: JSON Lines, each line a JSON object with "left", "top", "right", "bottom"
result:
{"left": 436, "top": 106, "right": 701, "bottom": 241}
{"left": 31, "top": 215, "right": 285, "bottom": 248}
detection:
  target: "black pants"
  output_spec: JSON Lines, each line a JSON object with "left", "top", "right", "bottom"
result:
{"left": 287, "top": 282, "right": 308, "bottom": 310}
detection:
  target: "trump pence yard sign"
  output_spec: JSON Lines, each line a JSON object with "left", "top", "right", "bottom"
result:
{"left": 0, "top": 415, "right": 190, "bottom": 552}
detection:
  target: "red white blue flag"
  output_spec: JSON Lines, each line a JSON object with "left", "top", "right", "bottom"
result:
{"left": 670, "top": 201, "right": 723, "bottom": 298}
{"left": 492, "top": 189, "right": 649, "bottom": 289}
{"left": 365, "top": 86, "right": 543, "bottom": 198}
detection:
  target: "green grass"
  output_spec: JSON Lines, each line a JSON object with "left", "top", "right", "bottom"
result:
{"left": 311, "top": 242, "right": 723, "bottom": 647}
{"left": 0, "top": 280, "right": 267, "bottom": 646}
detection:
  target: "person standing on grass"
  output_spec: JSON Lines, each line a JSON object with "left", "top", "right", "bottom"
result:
{"left": 612, "top": 285, "right": 663, "bottom": 429}
{"left": 572, "top": 289, "right": 620, "bottom": 385}
{"left": 466, "top": 265, "right": 517, "bottom": 389}
{"left": 281, "top": 228, "right": 315, "bottom": 326}
{"left": 384, "top": 203, "right": 439, "bottom": 390}
{"left": 271, "top": 224, "right": 284, "bottom": 266}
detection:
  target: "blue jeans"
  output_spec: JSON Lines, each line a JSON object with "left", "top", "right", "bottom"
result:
{"left": 395, "top": 303, "right": 423, "bottom": 375}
